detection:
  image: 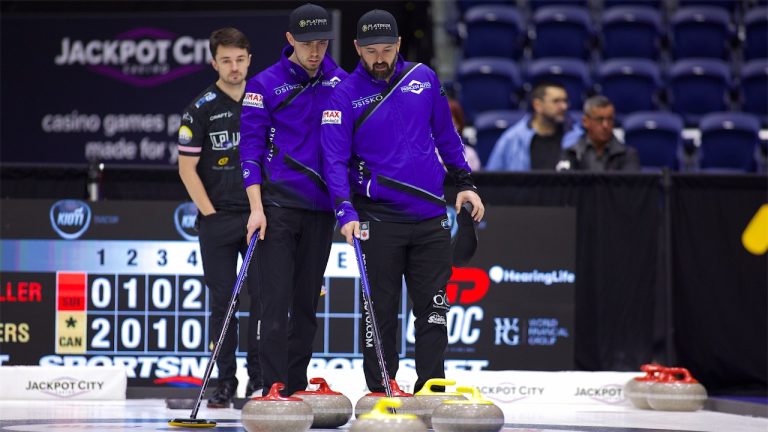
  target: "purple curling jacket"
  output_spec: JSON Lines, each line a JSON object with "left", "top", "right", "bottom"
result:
{"left": 240, "top": 45, "right": 347, "bottom": 212}
{"left": 321, "top": 55, "right": 476, "bottom": 226}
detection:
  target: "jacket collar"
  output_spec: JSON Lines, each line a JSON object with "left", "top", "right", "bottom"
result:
{"left": 280, "top": 44, "right": 338, "bottom": 83}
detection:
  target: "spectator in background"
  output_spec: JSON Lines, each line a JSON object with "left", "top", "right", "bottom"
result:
{"left": 486, "top": 82, "right": 582, "bottom": 171}
{"left": 557, "top": 95, "right": 640, "bottom": 172}
{"left": 448, "top": 98, "right": 481, "bottom": 171}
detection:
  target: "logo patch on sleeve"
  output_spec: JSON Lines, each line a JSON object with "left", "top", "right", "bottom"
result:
{"left": 243, "top": 92, "right": 264, "bottom": 108}
{"left": 322, "top": 110, "right": 342, "bottom": 125}
{"left": 178, "top": 125, "right": 193, "bottom": 144}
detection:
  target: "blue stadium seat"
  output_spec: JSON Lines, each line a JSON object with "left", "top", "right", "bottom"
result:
{"left": 671, "top": 6, "right": 734, "bottom": 60}
{"left": 527, "top": 57, "right": 592, "bottom": 111}
{"left": 532, "top": 6, "right": 594, "bottom": 59}
{"left": 473, "top": 110, "right": 527, "bottom": 165}
{"left": 604, "top": 0, "right": 662, "bottom": 8}
{"left": 677, "top": 0, "right": 740, "bottom": 13}
{"left": 597, "top": 58, "right": 662, "bottom": 120}
{"left": 528, "top": 0, "right": 589, "bottom": 10}
{"left": 669, "top": 58, "right": 732, "bottom": 125}
{"left": 699, "top": 112, "right": 761, "bottom": 172}
{"left": 623, "top": 111, "right": 684, "bottom": 170}
{"left": 457, "top": 0, "right": 515, "bottom": 14}
{"left": 744, "top": 7, "right": 768, "bottom": 61}
{"left": 463, "top": 5, "right": 524, "bottom": 59}
{"left": 741, "top": 59, "right": 768, "bottom": 125}
{"left": 601, "top": 6, "right": 663, "bottom": 59}
{"left": 457, "top": 58, "right": 522, "bottom": 123}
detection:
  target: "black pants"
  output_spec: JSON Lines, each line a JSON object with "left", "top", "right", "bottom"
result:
{"left": 257, "top": 206, "right": 335, "bottom": 396}
{"left": 198, "top": 211, "right": 261, "bottom": 385}
{"left": 359, "top": 216, "right": 452, "bottom": 394}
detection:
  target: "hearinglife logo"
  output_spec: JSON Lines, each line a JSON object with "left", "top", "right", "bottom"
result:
{"left": 50, "top": 200, "right": 92, "bottom": 240}
{"left": 174, "top": 202, "right": 199, "bottom": 241}
{"left": 53, "top": 28, "right": 211, "bottom": 87}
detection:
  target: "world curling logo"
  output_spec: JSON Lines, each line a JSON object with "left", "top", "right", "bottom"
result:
{"left": 50, "top": 200, "right": 92, "bottom": 240}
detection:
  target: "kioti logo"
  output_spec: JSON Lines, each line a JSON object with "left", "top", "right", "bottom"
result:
{"left": 49, "top": 200, "right": 92, "bottom": 239}
{"left": 174, "top": 202, "right": 198, "bottom": 241}
{"left": 53, "top": 28, "right": 209, "bottom": 87}
{"left": 447, "top": 267, "right": 490, "bottom": 305}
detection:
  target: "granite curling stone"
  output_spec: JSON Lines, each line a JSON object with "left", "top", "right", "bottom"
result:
{"left": 413, "top": 378, "right": 466, "bottom": 428}
{"left": 431, "top": 386, "right": 505, "bottom": 432}
{"left": 625, "top": 363, "right": 666, "bottom": 409}
{"left": 647, "top": 367, "right": 707, "bottom": 412}
{"left": 241, "top": 382, "right": 313, "bottom": 432}
{"left": 292, "top": 377, "right": 352, "bottom": 428}
{"left": 350, "top": 397, "right": 427, "bottom": 432}
{"left": 354, "top": 379, "right": 426, "bottom": 420}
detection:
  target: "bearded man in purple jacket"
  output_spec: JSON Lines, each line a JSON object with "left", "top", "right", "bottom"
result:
{"left": 239, "top": 2, "right": 347, "bottom": 396}
{"left": 321, "top": 9, "right": 484, "bottom": 393}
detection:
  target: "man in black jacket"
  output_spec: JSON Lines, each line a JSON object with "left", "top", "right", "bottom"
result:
{"left": 558, "top": 95, "right": 640, "bottom": 172}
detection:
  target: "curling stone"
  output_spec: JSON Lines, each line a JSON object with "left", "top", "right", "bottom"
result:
{"left": 431, "top": 386, "right": 504, "bottom": 432}
{"left": 350, "top": 397, "right": 427, "bottom": 432}
{"left": 292, "top": 377, "right": 352, "bottom": 429}
{"left": 413, "top": 378, "right": 466, "bottom": 428}
{"left": 647, "top": 367, "right": 707, "bottom": 412}
{"left": 624, "top": 363, "right": 666, "bottom": 409}
{"left": 354, "top": 379, "right": 426, "bottom": 421}
{"left": 241, "top": 382, "right": 313, "bottom": 432}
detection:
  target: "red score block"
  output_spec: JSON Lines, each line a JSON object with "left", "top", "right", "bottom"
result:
{"left": 57, "top": 272, "right": 86, "bottom": 311}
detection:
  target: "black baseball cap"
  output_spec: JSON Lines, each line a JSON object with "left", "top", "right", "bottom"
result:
{"left": 289, "top": 3, "right": 333, "bottom": 42}
{"left": 356, "top": 9, "right": 399, "bottom": 46}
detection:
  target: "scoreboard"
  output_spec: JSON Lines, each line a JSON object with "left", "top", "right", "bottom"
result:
{"left": 0, "top": 199, "right": 576, "bottom": 388}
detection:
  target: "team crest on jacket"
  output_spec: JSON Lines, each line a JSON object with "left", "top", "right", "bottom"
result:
{"left": 401, "top": 80, "right": 431, "bottom": 95}
{"left": 322, "top": 110, "right": 342, "bottom": 125}
{"left": 360, "top": 221, "right": 370, "bottom": 241}
{"left": 243, "top": 92, "right": 264, "bottom": 108}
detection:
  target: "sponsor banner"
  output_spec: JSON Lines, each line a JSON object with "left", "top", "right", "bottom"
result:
{"left": 0, "top": 366, "right": 127, "bottom": 400}
{"left": 0, "top": 12, "right": 337, "bottom": 166}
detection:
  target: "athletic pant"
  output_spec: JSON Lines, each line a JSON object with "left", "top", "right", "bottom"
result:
{"left": 198, "top": 210, "right": 261, "bottom": 385}
{"left": 257, "top": 206, "right": 335, "bottom": 396}
{"left": 359, "top": 215, "right": 452, "bottom": 394}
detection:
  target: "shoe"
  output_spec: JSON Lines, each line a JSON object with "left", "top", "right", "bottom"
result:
{"left": 244, "top": 378, "right": 264, "bottom": 398}
{"left": 207, "top": 379, "right": 237, "bottom": 408}
{"left": 452, "top": 202, "right": 478, "bottom": 267}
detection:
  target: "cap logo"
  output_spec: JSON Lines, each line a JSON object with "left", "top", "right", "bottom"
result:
{"left": 362, "top": 23, "right": 392, "bottom": 32}
{"left": 300, "top": 18, "right": 328, "bottom": 28}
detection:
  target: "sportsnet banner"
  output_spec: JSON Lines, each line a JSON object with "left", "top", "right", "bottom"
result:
{"left": 0, "top": 11, "right": 339, "bottom": 166}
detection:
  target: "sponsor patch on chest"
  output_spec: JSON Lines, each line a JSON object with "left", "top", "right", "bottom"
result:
{"left": 243, "top": 92, "right": 264, "bottom": 108}
{"left": 322, "top": 110, "right": 342, "bottom": 125}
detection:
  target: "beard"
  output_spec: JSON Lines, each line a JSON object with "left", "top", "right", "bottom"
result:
{"left": 364, "top": 58, "right": 396, "bottom": 80}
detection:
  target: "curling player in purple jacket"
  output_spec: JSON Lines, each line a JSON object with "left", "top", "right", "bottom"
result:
{"left": 321, "top": 9, "right": 485, "bottom": 394}
{"left": 239, "top": 3, "right": 348, "bottom": 396}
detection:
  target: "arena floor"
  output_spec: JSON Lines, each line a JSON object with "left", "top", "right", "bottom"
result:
{"left": 0, "top": 398, "right": 766, "bottom": 432}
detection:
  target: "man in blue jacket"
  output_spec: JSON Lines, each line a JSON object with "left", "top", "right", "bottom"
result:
{"left": 321, "top": 9, "right": 484, "bottom": 394}
{"left": 239, "top": 2, "right": 347, "bottom": 396}
{"left": 486, "top": 82, "right": 582, "bottom": 171}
